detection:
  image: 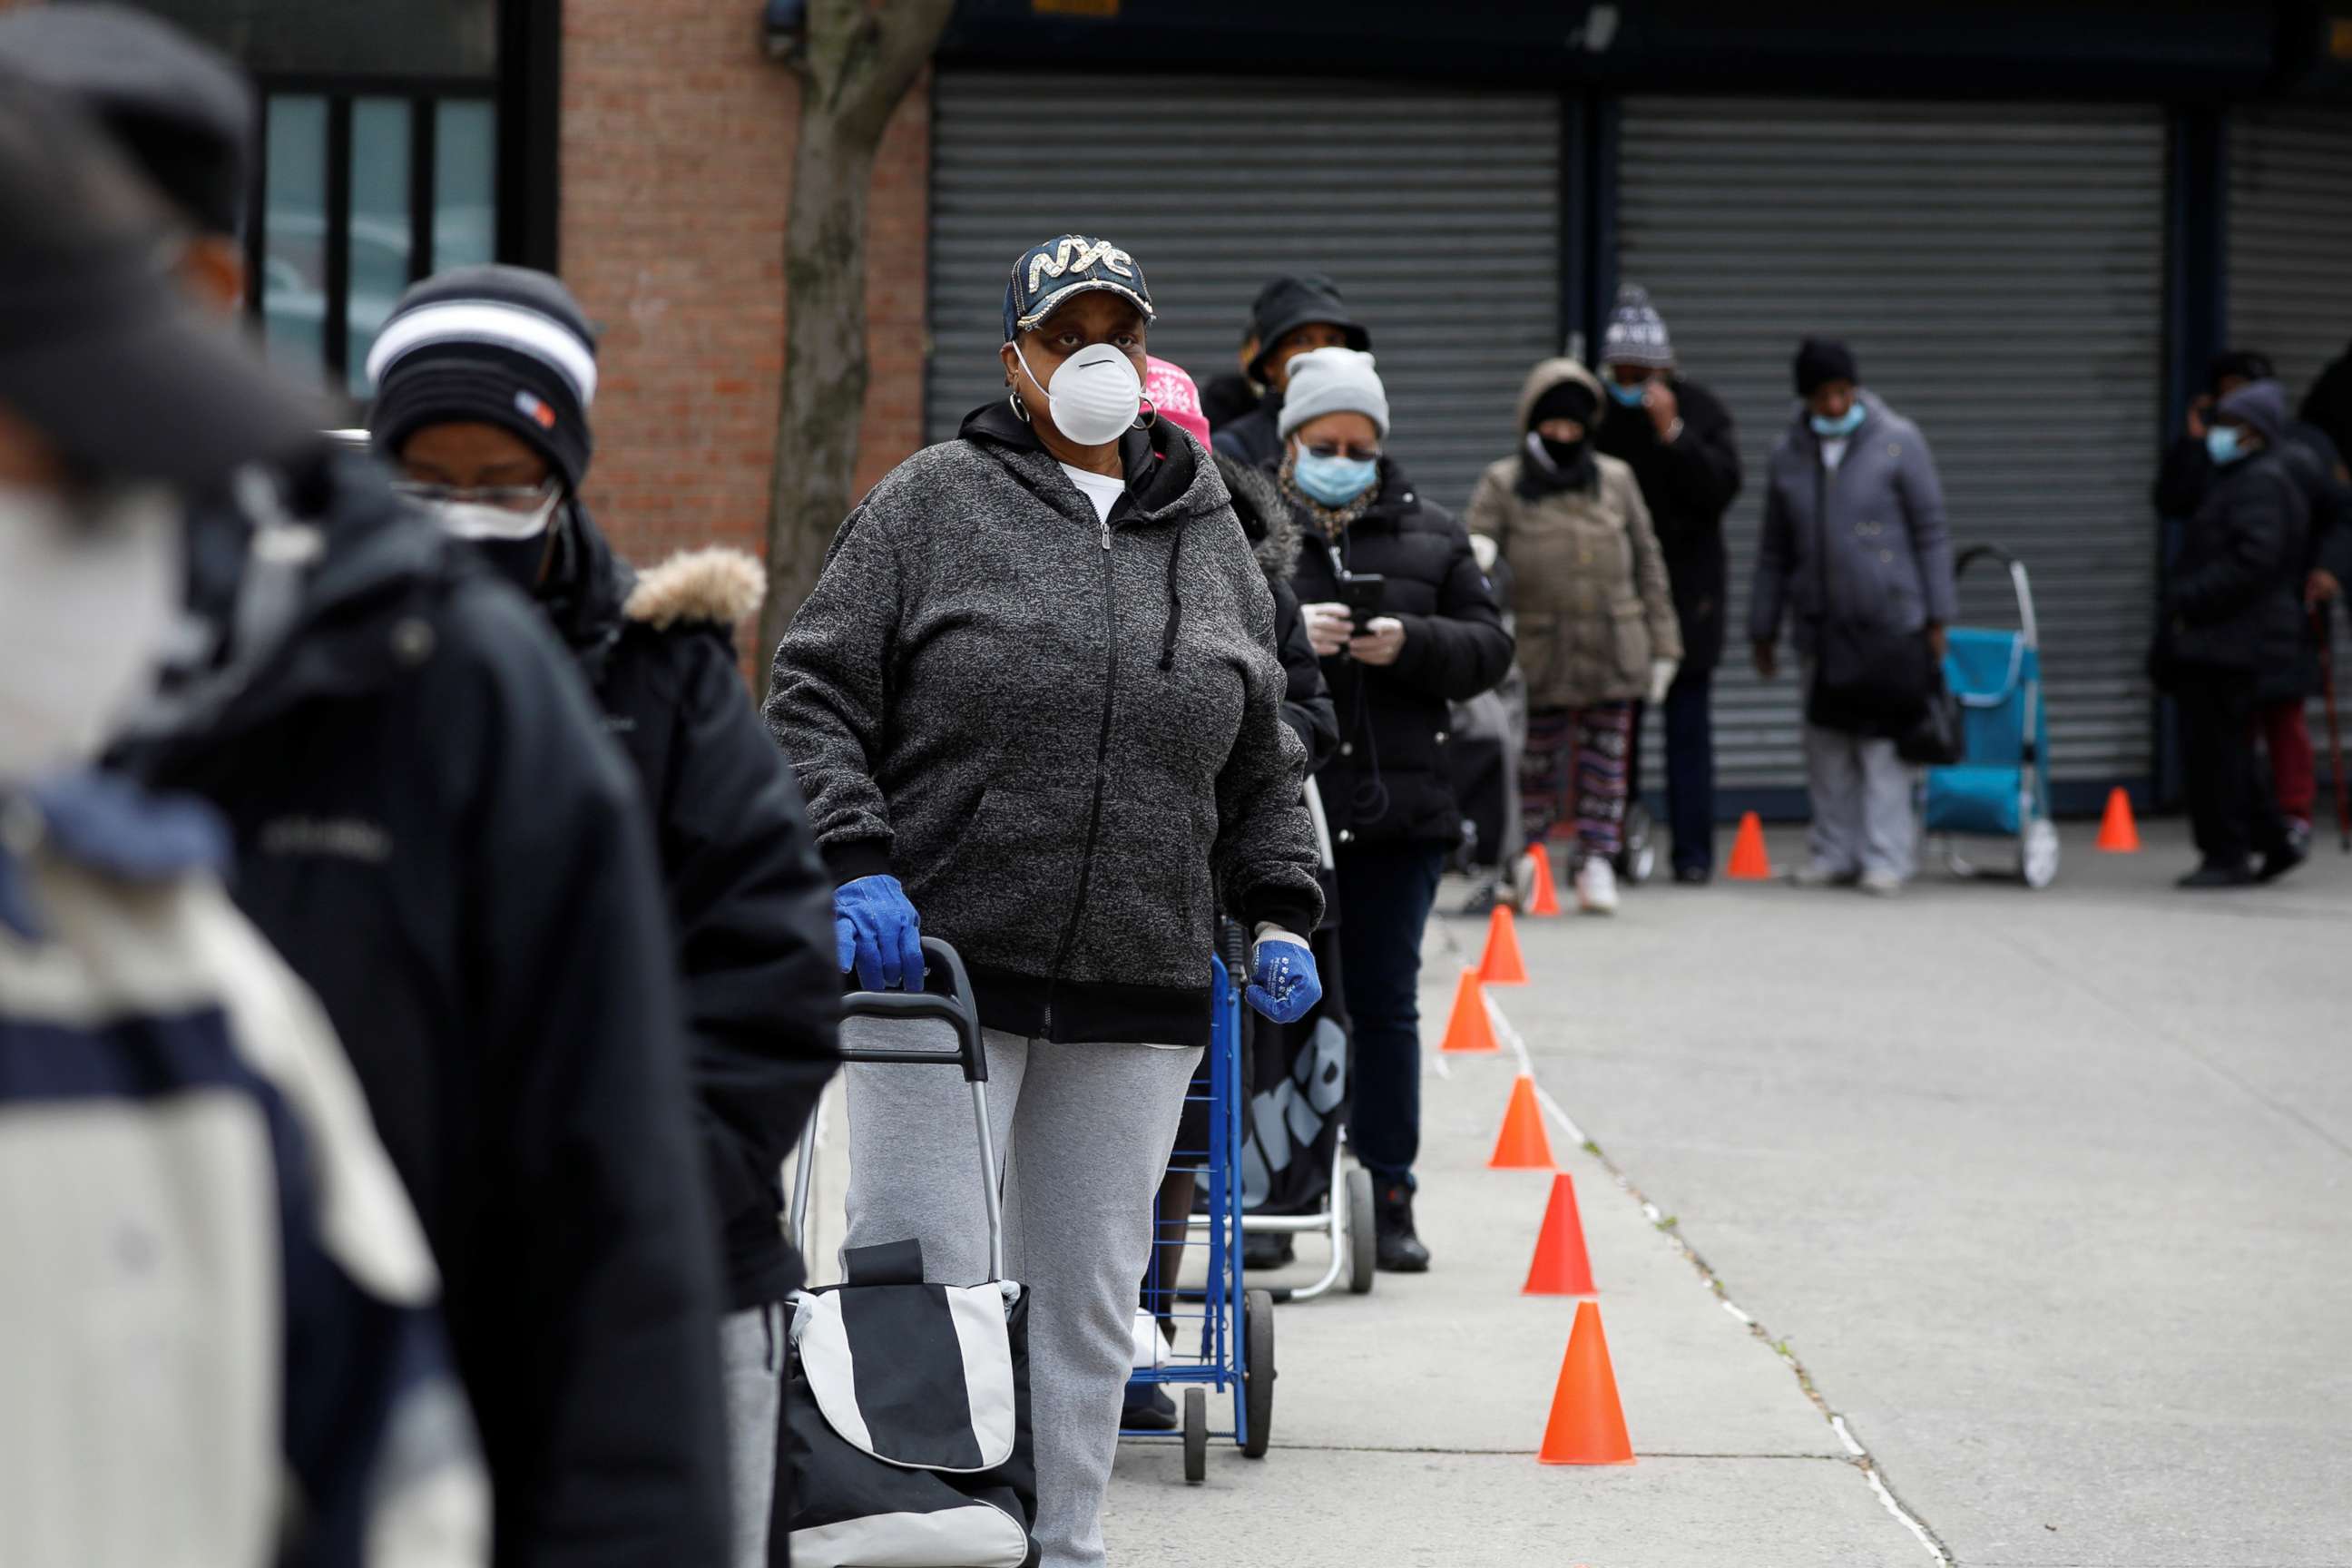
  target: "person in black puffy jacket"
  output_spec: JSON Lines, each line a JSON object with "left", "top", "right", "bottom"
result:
{"left": 368, "top": 265, "right": 839, "bottom": 1568}
{"left": 1275, "top": 348, "right": 1514, "bottom": 1272}
{"left": 2155, "top": 378, "right": 2309, "bottom": 889}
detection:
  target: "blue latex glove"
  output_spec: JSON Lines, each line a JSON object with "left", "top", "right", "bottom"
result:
{"left": 1245, "top": 931, "right": 1321, "bottom": 1024}
{"left": 835, "top": 874, "right": 924, "bottom": 992}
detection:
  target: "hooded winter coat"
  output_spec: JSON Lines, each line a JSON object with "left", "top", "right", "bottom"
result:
{"left": 1749, "top": 390, "right": 1958, "bottom": 655}
{"left": 1285, "top": 458, "right": 1516, "bottom": 848}
{"left": 1592, "top": 372, "right": 1741, "bottom": 671}
{"left": 767, "top": 407, "right": 1322, "bottom": 1048}
{"left": 118, "top": 449, "right": 729, "bottom": 1568}
{"left": 534, "top": 506, "right": 839, "bottom": 1308}
{"left": 1465, "top": 358, "right": 1681, "bottom": 709}
{"left": 1212, "top": 388, "right": 1285, "bottom": 470}
{"left": 2159, "top": 446, "right": 2309, "bottom": 681}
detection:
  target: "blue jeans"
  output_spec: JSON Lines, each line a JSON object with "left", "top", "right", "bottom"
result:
{"left": 1662, "top": 666, "right": 1717, "bottom": 876}
{"left": 1337, "top": 841, "right": 1447, "bottom": 1189}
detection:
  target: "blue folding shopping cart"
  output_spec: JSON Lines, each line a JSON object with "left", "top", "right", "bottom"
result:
{"left": 1123, "top": 922, "right": 1273, "bottom": 1484}
{"left": 1923, "top": 545, "right": 2062, "bottom": 888}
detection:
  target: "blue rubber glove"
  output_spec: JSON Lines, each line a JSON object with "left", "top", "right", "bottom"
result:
{"left": 1245, "top": 930, "right": 1321, "bottom": 1024}
{"left": 835, "top": 874, "right": 924, "bottom": 992}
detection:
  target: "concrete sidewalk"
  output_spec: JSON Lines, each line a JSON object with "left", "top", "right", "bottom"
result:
{"left": 1092, "top": 918, "right": 1930, "bottom": 1568}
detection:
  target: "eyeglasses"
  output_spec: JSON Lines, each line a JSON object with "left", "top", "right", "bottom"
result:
{"left": 392, "top": 477, "right": 561, "bottom": 514}
{"left": 1301, "top": 441, "right": 1383, "bottom": 463}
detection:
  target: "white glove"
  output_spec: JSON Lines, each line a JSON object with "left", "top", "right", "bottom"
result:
{"left": 1649, "top": 657, "right": 1680, "bottom": 706}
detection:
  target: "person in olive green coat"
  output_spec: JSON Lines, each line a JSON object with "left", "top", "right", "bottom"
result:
{"left": 1466, "top": 358, "right": 1681, "bottom": 913}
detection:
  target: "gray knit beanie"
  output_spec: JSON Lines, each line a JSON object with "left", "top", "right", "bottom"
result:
{"left": 1601, "top": 283, "right": 1673, "bottom": 369}
{"left": 1277, "top": 347, "right": 1390, "bottom": 440}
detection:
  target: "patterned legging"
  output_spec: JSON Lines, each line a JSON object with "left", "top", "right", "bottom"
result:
{"left": 1520, "top": 702, "right": 1638, "bottom": 860}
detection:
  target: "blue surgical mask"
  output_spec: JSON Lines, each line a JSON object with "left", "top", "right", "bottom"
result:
{"left": 1294, "top": 447, "right": 1379, "bottom": 506}
{"left": 1809, "top": 403, "right": 1866, "bottom": 438}
{"left": 1607, "top": 379, "right": 1648, "bottom": 407}
{"left": 2206, "top": 426, "right": 2246, "bottom": 466}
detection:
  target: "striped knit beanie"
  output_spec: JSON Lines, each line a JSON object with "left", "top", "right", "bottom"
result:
{"left": 366, "top": 264, "right": 598, "bottom": 494}
{"left": 1600, "top": 283, "right": 1673, "bottom": 369}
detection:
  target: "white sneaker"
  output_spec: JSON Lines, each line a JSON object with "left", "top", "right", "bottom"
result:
{"left": 1858, "top": 868, "right": 1905, "bottom": 897}
{"left": 1790, "top": 861, "right": 1857, "bottom": 888}
{"left": 1574, "top": 858, "right": 1618, "bottom": 915}
{"left": 1510, "top": 850, "right": 1541, "bottom": 912}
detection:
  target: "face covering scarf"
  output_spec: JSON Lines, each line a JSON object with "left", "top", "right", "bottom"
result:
{"left": 0, "top": 485, "right": 182, "bottom": 779}
{"left": 1014, "top": 339, "right": 1143, "bottom": 447}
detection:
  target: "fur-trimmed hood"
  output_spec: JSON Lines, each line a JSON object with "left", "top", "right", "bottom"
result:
{"left": 623, "top": 546, "right": 766, "bottom": 630}
{"left": 1212, "top": 450, "right": 1299, "bottom": 582}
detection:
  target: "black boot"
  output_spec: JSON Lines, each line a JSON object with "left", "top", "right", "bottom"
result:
{"left": 1374, "top": 1181, "right": 1431, "bottom": 1273}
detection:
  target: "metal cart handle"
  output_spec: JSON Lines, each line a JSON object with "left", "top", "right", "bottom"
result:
{"left": 1952, "top": 544, "right": 2040, "bottom": 650}
{"left": 789, "top": 936, "right": 1006, "bottom": 1283}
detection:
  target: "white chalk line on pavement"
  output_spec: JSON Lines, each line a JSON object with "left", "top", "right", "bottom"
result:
{"left": 1447, "top": 936, "right": 1955, "bottom": 1566}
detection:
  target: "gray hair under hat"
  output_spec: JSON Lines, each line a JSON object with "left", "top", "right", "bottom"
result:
{"left": 1601, "top": 283, "right": 1673, "bottom": 368}
{"left": 1278, "top": 348, "right": 1390, "bottom": 440}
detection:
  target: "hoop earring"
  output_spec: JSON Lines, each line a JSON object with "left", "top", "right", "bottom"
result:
{"left": 1008, "top": 387, "right": 1032, "bottom": 425}
{"left": 1134, "top": 397, "right": 1159, "bottom": 430}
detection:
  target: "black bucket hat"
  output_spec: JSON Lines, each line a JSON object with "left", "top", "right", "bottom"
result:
{"left": 0, "top": 75, "right": 317, "bottom": 487}
{"left": 1246, "top": 274, "right": 1369, "bottom": 383}
{"left": 1003, "top": 234, "right": 1153, "bottom": 341}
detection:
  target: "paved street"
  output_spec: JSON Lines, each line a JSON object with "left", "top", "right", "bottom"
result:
{"left": 811, "top": 818, "right": 2351, "bottom": 1567}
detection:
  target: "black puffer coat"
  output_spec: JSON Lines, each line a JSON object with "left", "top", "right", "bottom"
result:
{"left": 1284, "top": 459, "right": 1515, "bottom": 848}
{"left": 539, "top": 506, "right": 840, "bottom": 1308}
{"left": 121, "top": 449, "right": 728, "bottom": 1568}
{"left": 2161, "top": 448, "right": 2309, "bottom": 681}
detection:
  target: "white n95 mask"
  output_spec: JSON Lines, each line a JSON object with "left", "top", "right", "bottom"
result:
{"left": 0, "top": 485, "right": 181, "bottom": 780}
{"left": 1017, "top": 340, "right": 1143, "bottom": 447}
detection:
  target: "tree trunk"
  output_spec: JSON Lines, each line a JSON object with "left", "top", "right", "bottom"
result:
{"left": 758, "top": 0, "right": 953, "bottom": 679}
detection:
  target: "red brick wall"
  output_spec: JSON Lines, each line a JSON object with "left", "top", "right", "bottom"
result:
{"left": 562, "top": 5, "right": 929, "bottom": 570}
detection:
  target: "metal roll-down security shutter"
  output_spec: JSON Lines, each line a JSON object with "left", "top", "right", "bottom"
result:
{"left": 926, "top": 72, "right": 1562, "bottom": 514}
{"left": 2229, "top": 109, "right": 2352, "bottom": 403}
{"left": 1618, "top": 98, "right": 2165, "bottom": 794}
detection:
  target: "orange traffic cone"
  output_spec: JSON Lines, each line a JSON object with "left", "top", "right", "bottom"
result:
{"left": 2097, "top": 787, "right": 2141, "bottom": 852}
{"left": 1522, "top": 1172, "right": 1597, "bottom": 1296}
{"left": 1488, "top": 1074, "right": 1556, "bottom": 1169}
{"left": 1525, "top": 842, "right": 1563, "bottom": 917}
{"left": 1477, "top": 904, "right": 1529, "bottom": 985}
{"left": 1726, "top": 810, "right": 1771, "bottom": 880}
{"left": 1538, "top": 1300, "right": 1634, "bottom": 1465}
{"left": 1439, "top": 967, "right": 1500, "bottom": 1054}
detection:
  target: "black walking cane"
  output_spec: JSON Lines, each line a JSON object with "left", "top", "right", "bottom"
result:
{"left": 2319, "top": 603, "right": 2351, "bottom": 852}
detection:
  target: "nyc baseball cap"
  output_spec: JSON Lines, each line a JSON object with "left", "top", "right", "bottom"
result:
{"left": 1003, "top": 233, "right": 1154, "bottom": 341}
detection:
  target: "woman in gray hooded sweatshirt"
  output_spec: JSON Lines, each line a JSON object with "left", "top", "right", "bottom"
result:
{"left": 766, "top": 233, "right": 1323, "bottom": 1568}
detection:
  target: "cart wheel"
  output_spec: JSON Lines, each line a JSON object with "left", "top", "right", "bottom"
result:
{"left": 1181, "top": 1387, "right": 1207, "bottom": 1484}
{"left": 1345, "top": 1168, "right": 1377, "bottom": 1296}
{"left": 2023, "top": 819, "right": 2060, "bottom": 889}
{"left": 1241, "top": 1288, "right": 1275, "bottom": 1458}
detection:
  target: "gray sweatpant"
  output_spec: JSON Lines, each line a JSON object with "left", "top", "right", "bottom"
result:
{"left": 1802, "top": 721, "right": 1918, "bottom": 880}
{"left": 842, "top": 1024, "right": 1201, "bottom": 1568}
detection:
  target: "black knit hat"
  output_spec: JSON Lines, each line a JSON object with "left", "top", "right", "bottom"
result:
{"left": 367, "top": 265, "right": 598, "bottom": 495}
{"left": 1794, "top": 337, "right": 1858, "bottom": 397}
{"left": 1246, "top": 274, "right": 1369, "bottom": 383}
{"left": 0, "top": 4, "right": 253, "bottom": 235}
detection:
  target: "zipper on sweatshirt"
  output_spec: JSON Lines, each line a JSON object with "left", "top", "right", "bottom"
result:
{"left": 1041, "top": 509, "right": 1122, "bottom": 1033}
